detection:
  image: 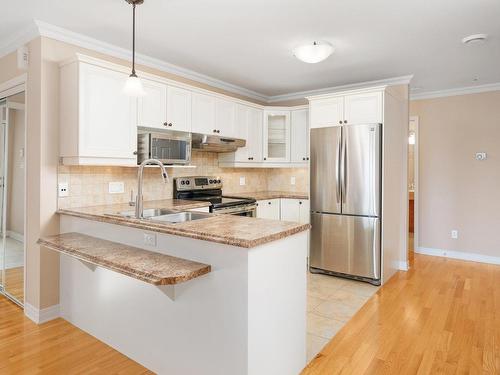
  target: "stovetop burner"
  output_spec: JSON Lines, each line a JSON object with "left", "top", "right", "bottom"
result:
{"left": 173, "top": 176, "right": 256, "bottom": 210}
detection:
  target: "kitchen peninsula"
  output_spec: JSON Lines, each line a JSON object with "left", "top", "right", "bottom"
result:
{"left": 48, "top": 199, "right": 310, "bottom": 375}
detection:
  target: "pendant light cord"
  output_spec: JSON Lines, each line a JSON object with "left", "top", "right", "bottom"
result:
{"left": 131, "top": 3, "right": 136, "bottom": 76}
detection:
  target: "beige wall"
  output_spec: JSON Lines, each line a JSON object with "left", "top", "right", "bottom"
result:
{"left": 6, "top": 107, "right": 25, "bottom": 236}
{"left": 410, "top": 91, "right": 500, "bottom": 258}
{"left": 58, "top": 152, "right": 308, "bottom": 209}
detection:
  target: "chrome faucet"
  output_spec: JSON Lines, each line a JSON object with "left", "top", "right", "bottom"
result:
{"left": 135, "top": 159, "right": 169, "bottom": 219}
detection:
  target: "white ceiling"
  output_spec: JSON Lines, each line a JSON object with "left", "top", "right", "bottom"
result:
{"left": 2, "top": 0, "right": 500, "bottom": 99}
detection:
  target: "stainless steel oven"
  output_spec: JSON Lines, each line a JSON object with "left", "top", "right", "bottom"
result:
{"left": 137, "top": 128, "right": 191, "bottom": 165}
{"left": 212, "top": 203, "right": 257, "bottom": 217}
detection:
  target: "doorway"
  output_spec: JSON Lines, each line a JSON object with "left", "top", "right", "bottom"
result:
{"left": 0, "top": 90, "right": 26, "bottom": 306}
{"left": 408, "top": 116, "right": 418, "bottom": 264}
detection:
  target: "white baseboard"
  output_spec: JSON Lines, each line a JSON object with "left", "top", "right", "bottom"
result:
{"left": 6, "top": 230, "right": 24, "bottom": 242}
{"left": 25, "top": 303, "right": 60, "bottom": 324}
{"left": 415, "top": 247, "right": 500, "bottom": 265}
{"left": 398, "top": 261, "right": 409, "bottom": 271}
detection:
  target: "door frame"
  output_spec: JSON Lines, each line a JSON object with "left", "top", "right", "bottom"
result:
{"left": 409, "top": 116, "right": 419, "bottom": 256}
{"left": 0, "top": 74, "right": 27, "bottom": 307}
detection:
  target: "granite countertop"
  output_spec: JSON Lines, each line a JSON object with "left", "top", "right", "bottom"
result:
{"left": 38, "top": 232, "right": 211, "bottom": 285}
{"left": 57, "top": 199, "right": 310, "bottom": 248}
{"left": 232, "top": 191, "right": 309, "bottom": 200}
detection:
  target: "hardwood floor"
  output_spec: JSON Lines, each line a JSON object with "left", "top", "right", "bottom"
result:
{"left": 302, "top": 254, "right": 500, "bottom": 374}
{"left": 0, "top": 297, "right": 152, "bottom": 374}
{"left": 4, "top": 266, "right": 24, "bottom": 303}
{"left": 2, "top": 254, "right": 499, "bottom": 374}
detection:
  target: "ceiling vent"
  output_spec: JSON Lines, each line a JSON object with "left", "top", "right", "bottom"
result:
{"left": 462, "top": 34, "right": 488, "bottom": 45}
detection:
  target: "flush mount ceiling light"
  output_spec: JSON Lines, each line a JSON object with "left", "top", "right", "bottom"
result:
{"left": 293, "top": 41, "right": 334, "bottom": 64}
{"left": 462, "top": 34, "right": 488, "bottom": 45}
{"left": 123, "top": 0, "right": 146, "bottom": 97}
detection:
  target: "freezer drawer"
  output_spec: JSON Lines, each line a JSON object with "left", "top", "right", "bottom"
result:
{"left": 309, "top": 213, "right": 380, "bottom": 280}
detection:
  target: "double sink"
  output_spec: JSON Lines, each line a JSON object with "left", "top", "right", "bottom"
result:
{"left": 111, "top": 208, "right": 212, "bottom": 224}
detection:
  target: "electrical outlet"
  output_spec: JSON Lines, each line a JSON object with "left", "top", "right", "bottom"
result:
{"left": 290, "top": 176, "right": 296, "bottom": 185}
{"left": 109, "top": 181, "right": 125, "bottom": 194}
{"left": 143, "top": 233, "right": 157, "bottom": 247}
{"left": 239, "top": 176, "right": 246, "bottom": 186}
{"left": 475, "top": 152, "right": 487, "bottom": 161}
{"left": 451, "top": 230, "right": 458, "bottom": 239}
{"left": 58, "top": 182, "right": 69, "bottom": 197}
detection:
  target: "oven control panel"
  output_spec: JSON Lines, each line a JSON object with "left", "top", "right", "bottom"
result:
{"left": 175, "top": 176, "right": 222, "bottom": 191}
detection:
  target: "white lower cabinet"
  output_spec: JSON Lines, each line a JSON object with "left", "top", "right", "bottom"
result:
{"left": 256, "top": 199, "right": 281, "bottom": 220}
{"left": 256, "top": 198, "right": 310, "bottom": 223}
{"left": 280, "top": 199, "right": 310, "bottom": 224}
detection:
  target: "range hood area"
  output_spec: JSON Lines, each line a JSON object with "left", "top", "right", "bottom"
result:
{"left": 191, "top": 133, "right": 246, "bottom": 153}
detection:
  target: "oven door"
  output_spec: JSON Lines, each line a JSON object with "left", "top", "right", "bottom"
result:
{"left": 213, "top": 204, "right": 257, "bottom": 217}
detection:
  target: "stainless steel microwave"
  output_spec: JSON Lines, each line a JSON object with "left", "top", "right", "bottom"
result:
{"left": 137, "top": 128, "right": 191, "bottom": 165}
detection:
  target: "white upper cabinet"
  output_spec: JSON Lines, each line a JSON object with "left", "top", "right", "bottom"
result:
{"left": 166, "top": 86, "right": 192, "bottom": 132}
{"left": 310, "top": 91, "right": 383, "bottom": 129}
{"left": 290, "top": 109, "right": 309, "bottom": 163}
{"left": 60, "top": 59, "right": 137, "bottom": 165}
{"left": 191, "top": 92, "right": 216, "bottom": 135}
{"left": 263, "top": 110, "right": 290, "bottom": 162}
{"left": 138, "top": 79, "right": 167, "bottom": 130}
{"left": 215, "top": 98, "right": 236, "bottom": 138}
{"left": 233, "top": 105, "right": 263, "bottom": 162}
{"left": 344, "top": 91, "right": 383, "bottom": 125}
{"left": 310, "top": 97, "right": 344, "bottom": 128}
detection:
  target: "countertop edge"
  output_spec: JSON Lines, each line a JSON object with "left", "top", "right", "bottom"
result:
{"left": 37, "top": 236, "right": 211, "bottom": 285}
{"left": 57, "top": 210, "right": 311, "bottom": 248}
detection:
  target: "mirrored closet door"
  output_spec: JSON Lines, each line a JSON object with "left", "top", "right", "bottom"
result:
{"left": 0, "top": 91, "right": 26, "bottom": 306}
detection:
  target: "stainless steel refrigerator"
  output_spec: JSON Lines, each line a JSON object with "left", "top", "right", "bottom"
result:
{"left": 309, "top": 123, "right": 382, "bottom": 285}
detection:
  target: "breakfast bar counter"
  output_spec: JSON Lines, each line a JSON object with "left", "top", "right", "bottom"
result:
{"left": 51, "top": 200, "right": 309, "bottom": 375}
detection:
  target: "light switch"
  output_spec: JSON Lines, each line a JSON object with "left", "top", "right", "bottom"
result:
{"left": 239, "top": 176, "right": 246, "bottom": 186}
{"left": 290, "top": 176, "right": 296, "bottom": 185}
{"left": 109, "top": 181, "right": 125, "bottom": 194}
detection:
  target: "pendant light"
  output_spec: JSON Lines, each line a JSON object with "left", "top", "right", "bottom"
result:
{"left": 123, "top": 0, "right": 146, "bottom": 96}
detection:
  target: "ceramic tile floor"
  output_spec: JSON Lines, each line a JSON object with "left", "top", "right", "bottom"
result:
{"left": 306, "top": 272, "right": 379, "bottom": 362}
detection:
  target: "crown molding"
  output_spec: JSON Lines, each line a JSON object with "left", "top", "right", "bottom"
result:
{"left": 33, "top": 20, "right": 269, "bottom": 103}
{"left": 410, "top": 82, "right": 500, "bottom": 100}
{"left": 267, "top": 75, "right": 414, "bottom": 103}
{"left": 0, "top": 21, "right": 39, "bottom": 59}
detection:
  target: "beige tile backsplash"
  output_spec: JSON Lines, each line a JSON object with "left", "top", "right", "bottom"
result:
{"left": 58, "top": 152, "right": 309, "bottom": 209}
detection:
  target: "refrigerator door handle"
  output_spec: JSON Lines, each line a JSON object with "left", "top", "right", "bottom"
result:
{"left": 336, "top": 133, "right": 341, "bottom": 203}
{"left": 341, "top": 131, "right": 347, "bottom": 204}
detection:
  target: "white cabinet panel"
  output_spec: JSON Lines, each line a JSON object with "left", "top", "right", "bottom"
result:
{"left": 138, "top": 79, "right": 167, "bottom": 130}
{"left": 78, "top": 63, "right": 137, "bottom": 162}
{"left": 247, "top": 107, "right": 263, "bottom": 162}
{"left": 216, "top": 98, "right": 236, "bottom": 138}
{"left": 256, "top": 199, "right": 281, "bottom": 220}
{"left": 298, "top": 200, "right": 310, "bottom": 224}
{"left": 192, "top": 92, "right": 216, "bottom": 135}
{"left": 233, "top": 105, "right": 263, "bottom": 162}
{"left": 280, "top": 199, "right": 300, "bottom": 222}
{"left": 290, "top": 109, "right": 309, "bottom": 163}
{"left": 166, "top": 86, "right": 192, "bottom": 132}
{"left": 310, "top": 97, "right": 344, "bottom": 128}
{"left": 280, "top": 199, "right": 310, "bottom": 224}
{"left": 344, "top": 91, "right": 383, "bottom": 125}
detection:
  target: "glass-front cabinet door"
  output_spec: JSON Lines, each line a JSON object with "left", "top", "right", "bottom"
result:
{"left": 263, "top": 110, "right": 290, "bottom": 162}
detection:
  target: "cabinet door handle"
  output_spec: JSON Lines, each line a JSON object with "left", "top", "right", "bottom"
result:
{"left": 263, "top": 157, "right": 267, "bottom": 160}
{"left": 169, "top": 123, "right": 173, "bottom": 127}
{"left": 302, "top": 157, "right": 306, "bottom": 161}
{"left": 133, "top": 151, "right": 138, "bottom": 155}
{"left": 299, "top": 201, "right": 302, "bottom": 205}
{"left": 306, "top": 157, "right": 309, "bottom": 160}
{"left": 268, "top": 201, "right": 272, "bottom": 205}
{"left": 163, "top": 122, "right": 168, "bottom": 127}
{"left": 343, "top": 120, "right": 347, "bottom": 124}
{"left": 217, "top": 130, "right": 220, "bottom": 133}
{"left": 339, "top": 120, "right": 342, "bottom": 124}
